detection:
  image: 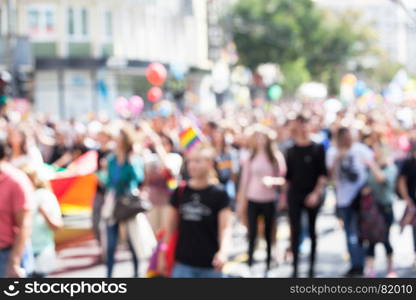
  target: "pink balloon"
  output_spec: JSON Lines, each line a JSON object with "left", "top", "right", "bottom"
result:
{"left": 114, "top": 97, "right": 129, "bottom": 115}
{"left": 129, "top": 95, "right": 144, "bottom": 116}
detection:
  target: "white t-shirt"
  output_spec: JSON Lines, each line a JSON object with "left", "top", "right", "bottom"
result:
{"left": 10, "top": 146, "right": 44, "bottom": 170}
{"left": 32, "top": 188, "right": 62, "bottom": 254}
{"left": 326, "top": 143, "right": 374, "bottom": 207}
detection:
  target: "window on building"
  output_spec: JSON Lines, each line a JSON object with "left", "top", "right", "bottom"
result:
{"left": 68, "top": 7, "right": 89, "bottom": 38}
{"left": 68, "top": 8, "right": 75, "bottom": 35}
{"left": 81, "top": 8, "right": 88, "bottom": 36}
{"left": 182, "top": 0, "right": 193, "bottom": 16}
{"left": 28, "top": 9, "right": 40, "bottom": 32}
{"left": 27, "top": 5, "right": 57, "bottom": 38}
{"left": 45, "top": 10, "right": 54, "bottom": 32}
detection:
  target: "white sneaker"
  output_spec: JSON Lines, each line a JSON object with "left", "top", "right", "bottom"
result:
{"left": 239, "top": 265, "right": 254, "bottom": 278}
{"left": 386, "top": 270, "right": 398, "bottom": 278}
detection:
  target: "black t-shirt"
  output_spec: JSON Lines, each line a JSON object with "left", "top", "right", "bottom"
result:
{"left": 399, "top": 157, "right": 416, "bottom": 203}
{"left": 170, "top": 184, "right": 230, "bottom": 268}
{"left": 285, "top": 142, "right": 327, "bottom": 193}
{"left": 48, "top": 144, "right": 69, "bottom": 164}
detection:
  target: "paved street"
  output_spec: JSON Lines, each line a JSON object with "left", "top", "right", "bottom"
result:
{"left": 51, "top": 193, "right": 416, "bottom": 278}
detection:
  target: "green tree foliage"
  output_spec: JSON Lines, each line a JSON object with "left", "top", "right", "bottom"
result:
{"left": 231, "top": 0, "right": 374, "bottom": 94}
{"left": 281, "top": 58, "right": 310, "bottom": 94}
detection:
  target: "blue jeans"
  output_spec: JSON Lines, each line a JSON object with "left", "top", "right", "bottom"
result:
{"left": 172, "top": 263, "right": 222, "bottom": 278}
{"left": 21, "top": 244, "right": 34, "bottom": 276}
{"left": 106, "top": 223, "right": 139, "bottom": 278}
{"left": 413, "top": 226, "right": 416, "bottom": 253}
{"left": 338, "top": 207, "right": 364, "bottom": 269}
{"left": 0, "top": 248, "right": 11, "bottom": 278}
{"left": 0, "top": 245, "right": 33, "bottom": 278}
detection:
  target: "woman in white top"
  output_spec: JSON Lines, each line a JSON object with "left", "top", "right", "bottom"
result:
{"left": 7, "top": 125, "right": 44, "bottom": 170}
{"left": 22, "top": 167, "right": 63, "bottom": 278}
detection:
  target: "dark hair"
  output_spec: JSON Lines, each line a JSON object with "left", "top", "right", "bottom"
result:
{"left": 337, "top": 127, "right": 349, "bottom": 139}
{"left": 250, "top": 129, "right": 278, "bottom": 167}
{"left": 160, "top": 134, "right": 174, "bottom": 149}
{"left": 7, "top": 126, "right": 29, "bottom": 155}
{"left": 295, "top": 114, "right": 308, "bottom": 123}
{"left": 119, "top": 126, "right": 136, "bottom": 155}
{"left": 213, "top": 128, "right": 227, "bottom": 154}
{"left": 207, "top": 121, "right": 218, "bottom": 131}
{"left": 0, "top": 139, "right": 6, "bottom": 160}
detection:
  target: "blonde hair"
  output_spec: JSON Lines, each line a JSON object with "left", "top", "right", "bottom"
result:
{"left": 188, "top": 143, "right": 219, "bottom": 185}
{"left": 21, "top": 165, "right": 50, "bottom": 190}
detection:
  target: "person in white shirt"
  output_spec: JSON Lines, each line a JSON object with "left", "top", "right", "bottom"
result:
{"left": 326, "top": 127, "right": 374, "bottom": 277}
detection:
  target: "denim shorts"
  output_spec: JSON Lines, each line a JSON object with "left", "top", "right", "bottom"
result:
{"left": 172, "top": 263, "right": 223, "bottom": 278}
{"left": 0, "top": 247, "right": 11, "bottom": 278}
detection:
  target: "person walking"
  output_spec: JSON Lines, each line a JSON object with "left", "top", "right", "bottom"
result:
{"left": 282, "top": 115, "right": 327, "bottom": 278}
{"left": 157, "top": 144, "right": 232, "bottom": 278}
{"left": 327, "top": 127, "right": 374, "bottom": 277}
{"left": 23, "top": 167, "right": 63, "bottom": 278}
{"left": 364, "top": 142, "right": 398, "bottom": 277}
{"left": 101, "top": 125, "right": 145, "bottom": 278}
{"left": 0, "top": 140, "right": 34, "bottom": 278}
{"left": 398, "top": 143, "right": 416, "bottom": 268}
{"left": 237, "top": 125, "right": 286, "bottom": 276}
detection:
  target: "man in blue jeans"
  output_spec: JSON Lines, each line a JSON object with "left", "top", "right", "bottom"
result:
{"left": 327, "top": 128, "right": 374, "bottom": 276}
{"left": 336, "top": 203, "right": 365, "bottom": 276}
{"left": 0, "top": 140, "right": 33, "bottom": 277}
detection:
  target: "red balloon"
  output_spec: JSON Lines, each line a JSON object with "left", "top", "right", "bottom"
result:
{"left": 147, "top": 87, "right": 163, "bottom": 103}
{"left": 146, "top": 63, "right": 167, "bottom": 86}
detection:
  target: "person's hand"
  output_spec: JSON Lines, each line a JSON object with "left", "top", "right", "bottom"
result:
{"left": 212, "top": 251, "right": 227, "bottom": 271}
{"left": 278, "top": 193, "right": 288, "bottom": 211}
{"left": 262, "top": 176, "right": 275, "bottom": 188}
{"left": 6, "top": 263, "right": 25, "bottom": 278}
{"left": 407, "top": 200, "right": 416, "bottom": 212}
{"left": 361, "top": 186, "right": 371, "bottom": 196}
{"left": 305, "top": 191, "right": 320, "bottom": 208}
{"left": 262, "top": 176, "right": 285, "bottom": 188}
{"left": 156, "top": 250, "right": 167, "bottom": 276}
{"left": 236, "top": 198, "right": 248, "bottom": 227}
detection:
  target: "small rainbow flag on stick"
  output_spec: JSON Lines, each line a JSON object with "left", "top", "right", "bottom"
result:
{"left": 167, "top": 177, "right": 178, "bottom": 192}
{"left": 179, "top": 126, "right": 201, "bottom": 151}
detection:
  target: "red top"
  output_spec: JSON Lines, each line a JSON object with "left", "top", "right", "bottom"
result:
{"left": 0, "top": 162, "right": 34, "bottom": 249}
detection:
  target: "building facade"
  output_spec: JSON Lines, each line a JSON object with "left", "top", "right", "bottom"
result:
{"left": 3, "top": 0, "right": 212, "bottom": 118}
{"left": 316, "top": 0, "right": 416, "bottom": 73}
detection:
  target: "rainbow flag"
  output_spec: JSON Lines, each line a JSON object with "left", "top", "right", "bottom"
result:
{"left": 179, "top": 127, "right": 201, "bottom": 151}
{"left": 50, "top": 174, "right": 98, "bottom": 215}
{"left": 167, "top": 177, "right": 178, "bottom": 192}
{"left": 161, "top": 168, "right": 179, "bottom": 193}
{"left": 67, "top": 150, "right": 98, "bottom": 176}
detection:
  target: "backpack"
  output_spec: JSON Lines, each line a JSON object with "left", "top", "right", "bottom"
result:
{"left": 359, "top": 193, "right": 387, "bottom": 243}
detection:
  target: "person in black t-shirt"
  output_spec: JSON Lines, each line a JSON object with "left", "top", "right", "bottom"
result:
{"left": 281, "top": 115, "right": 327, "bottom": 278}
{"left": 157, "top": 144, "right": 232, "bottom": 278}
{"left": 398, "top": 144, "right": 416, "bottom": 261}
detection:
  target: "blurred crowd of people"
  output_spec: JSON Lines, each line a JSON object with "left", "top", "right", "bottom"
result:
{"left": 1, "top": 98, "right": 416, "bottom": 278}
